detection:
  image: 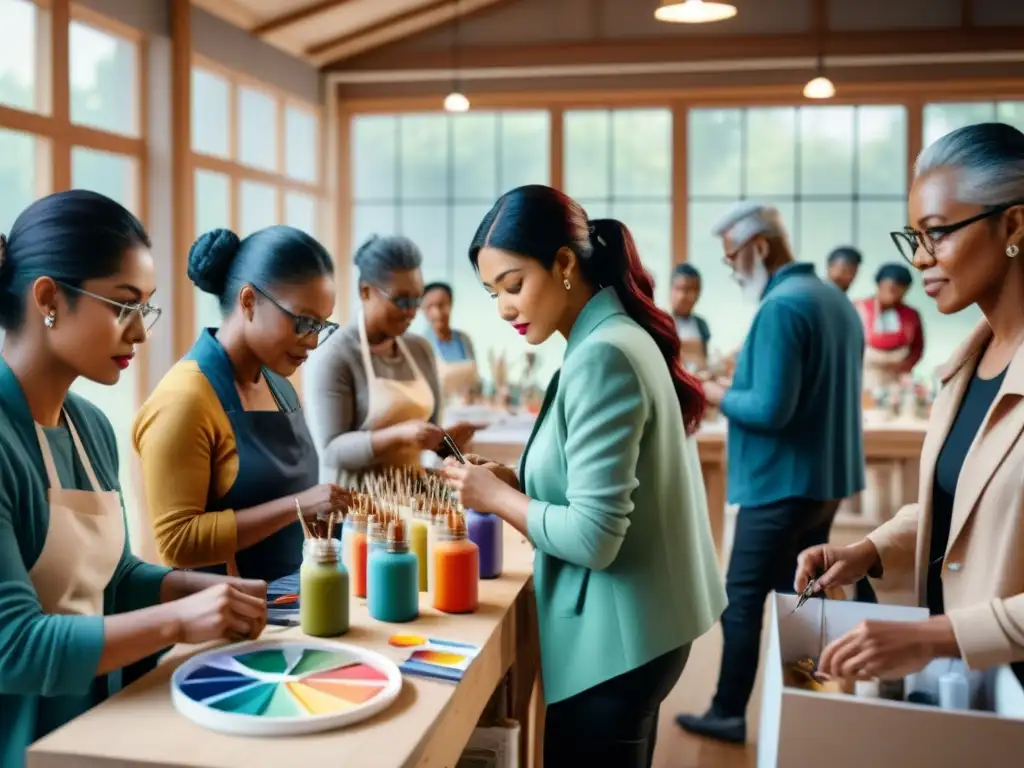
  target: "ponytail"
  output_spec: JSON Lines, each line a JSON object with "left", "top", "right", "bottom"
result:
{"left": 587, "top": 219, "right": 707, "bottom": 435}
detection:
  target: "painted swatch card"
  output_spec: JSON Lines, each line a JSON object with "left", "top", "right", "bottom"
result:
{"left": 388, "top": 634, "right": 481, "bottom": 683}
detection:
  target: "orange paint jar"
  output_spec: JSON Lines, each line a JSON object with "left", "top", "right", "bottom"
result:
{"left": 344, "top": 511, "right": 368, "bottom": 598}
{"left": 431, "top": 514, "right": 479, "bottom": 614}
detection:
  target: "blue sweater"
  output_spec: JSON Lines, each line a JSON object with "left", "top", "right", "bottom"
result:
{"left": 720, "top": 263, "right": 865, "bottom": 507}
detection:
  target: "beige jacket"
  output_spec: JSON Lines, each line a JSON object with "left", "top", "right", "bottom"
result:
{"left": 867, "top": 320, "right": 1024, "bottom": 671}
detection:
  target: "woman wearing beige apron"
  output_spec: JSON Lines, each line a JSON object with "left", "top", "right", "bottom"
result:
{"left": 0, "top": 191, "right": 267, "bottom": 766}
{"left": 854, "top": 262, "right": 926, "bottom": 391}
{"left": 304, "top": 235, "right": 480, "bottom": 485}
{"left": 420, "top": 281, "right": 481, "bottom": 401}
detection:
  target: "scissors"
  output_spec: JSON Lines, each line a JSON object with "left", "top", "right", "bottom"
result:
{"left": 442, "top": 431, "right": 467, "bottom": 464}
{"left": 791, "top": 578, "right": 819, "bottom": 614}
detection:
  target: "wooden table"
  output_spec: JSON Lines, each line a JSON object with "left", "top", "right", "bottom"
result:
{"left": 28, "top": 535, "right": 542, "bottom": 768}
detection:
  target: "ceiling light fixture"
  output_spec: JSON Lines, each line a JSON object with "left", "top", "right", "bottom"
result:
{"left": 802, "top": 75, "right": 835, "bottom": 99}
{"left": 443, "top": 91, "right": 470, "bottom": 113}
{"left": 443, "top": 0, "right": 470, "bottom": 112}
{"left": 655, "top": 0, "right": 737, "bottom": 24}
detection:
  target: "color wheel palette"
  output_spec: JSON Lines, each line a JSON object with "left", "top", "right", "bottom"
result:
{"left": 388, "top": 634, "right": 481, "bottom": 683}
{"left": 171, "top": 639, "right": 402, "bottom": 736}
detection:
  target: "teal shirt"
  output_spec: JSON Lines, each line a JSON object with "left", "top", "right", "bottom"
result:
{"left": 521, "top": 288, "right": 727, "bottom": 704}
{"left": 0, "top": 359, "right": 171, "bottom": 768}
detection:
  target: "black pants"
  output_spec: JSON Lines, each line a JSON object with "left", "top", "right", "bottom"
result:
{"left": 544, "top": 644, "right": 691, "bottom": 767}
{"left": 711, "top": 497, "right": 877, "bottom": 718}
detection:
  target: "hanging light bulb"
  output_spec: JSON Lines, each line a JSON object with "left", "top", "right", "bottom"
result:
{"left": 443, "top": 91, "right": 470, "bottom": 113}
{"left": 655, "top": 0, "right": 737, "bottom": 23}
{"left": 803, "top": 75, "right": 835, "bottom": 100}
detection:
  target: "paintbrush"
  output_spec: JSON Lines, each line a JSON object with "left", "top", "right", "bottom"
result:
{"left": 295, "top": 499, "right": 314, "bottom": 540}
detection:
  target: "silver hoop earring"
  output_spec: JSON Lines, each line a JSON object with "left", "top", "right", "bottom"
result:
{"left": 563, "top": 278, "right": 571, "bottom": 291}
{"left": 1007, "top": 244, "right": 1019, "bottom": 258}
{"left": 44, "top": 311, "right": 55, "bottom": 329}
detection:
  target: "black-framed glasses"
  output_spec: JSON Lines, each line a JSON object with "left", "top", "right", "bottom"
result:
{"left": 253, "top": 285, "right": 339, "bottom": 347}
{"left": 58, "top": 282, "right": 162, "bottom": 331}
{"left": 375, "top": 285, "right": 422, "bottom": 312}
{"left": 891, "top": 200, "right": 1024, "bottom": 265}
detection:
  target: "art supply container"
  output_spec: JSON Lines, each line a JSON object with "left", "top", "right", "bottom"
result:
{"left": 466, "top": 509, "right": 503, "bottom": 579}
{"left": 432, "top": 514, "right": 479, "bottom": 614}
{"left": 408, "top": 513, "right": 429, "bottom": 592}
{"left": 340, "top": 514, "right": 354, "bottom": 568}
{"left": 368, "top": 514, "right": 387, "bottom": 555}
{"left": 345, "top": 511, "right": 368, "bottom": 598}
{"left": 368, "top": 521, "right": 420, "bottom": 623}
{"left": 426, "top": 511, "right": 445, "bottom": 596}
{"left": 299, "top": 538, "right": 349, "bottom": 637}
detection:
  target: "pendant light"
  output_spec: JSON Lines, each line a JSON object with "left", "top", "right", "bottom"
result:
{"left": 443, "top": 0, "right": 469, "bottom": 113}
{"left": 655, "top": 0, "right": 737, "bottom": 23}
{"left": 803, "top": 74, "right": 835, "bottom": 99}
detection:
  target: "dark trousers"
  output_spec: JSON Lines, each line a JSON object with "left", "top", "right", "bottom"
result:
{"left": 545, "top": 644, "right": 691, "bottom": 767}
{"left": 711, "top": 497, "right": 877, "bottom": 718}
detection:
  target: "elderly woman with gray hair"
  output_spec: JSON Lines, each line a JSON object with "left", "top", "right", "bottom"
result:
{"left": 303, "top": 235, "right": 477, "bottom": 483}
{"left": 797, "top": 122, "right": 1024, "bottom": 693}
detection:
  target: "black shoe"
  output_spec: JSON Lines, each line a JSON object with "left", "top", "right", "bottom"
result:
{"left": 675, "top": 709, "right": 747, "bottom": 744}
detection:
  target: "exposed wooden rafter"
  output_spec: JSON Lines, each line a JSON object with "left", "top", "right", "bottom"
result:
{"left": 251, "top": 0, "right": 354, "bottom": 37}
{"left": 961, "top": 0, "right": 975, "bottom": 27}
{"left": 190, "top": 0, "right": 259, "bottom": 29}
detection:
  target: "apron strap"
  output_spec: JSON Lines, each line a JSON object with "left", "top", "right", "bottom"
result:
{"left": 395, "top": 335, "right": 429, "bottom": 386}
{"left": 357, "top": 307, "right": 379, "bottom": 384}
{"left": 33, "top": 422, "right": 64, "bottom": 492}
{"left": 65, "top": 411, "right": 103, "bottom": 492}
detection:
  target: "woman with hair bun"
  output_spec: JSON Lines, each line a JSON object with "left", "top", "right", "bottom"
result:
{"left": 0, "top": 192, "right": 267, "bottom": 765}
{"left": 134, "top": 225, "right": 348, "bottom": 581}
{"left": 442, "top": 185, "right": 726, "bottom": 767}
{"left": 854, "top": 261, "right": 926, "bottom": 389}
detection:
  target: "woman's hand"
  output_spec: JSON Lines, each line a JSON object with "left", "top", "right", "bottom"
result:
{"left": 443, "top": 461, "right": 513, "bottom": 514}
{"left": 167, "top": 583, "right": 268, "bottom": 644}
{"left": 294, "top": 484, "right": 352, "bottom": 520}
{"left": 446, "top": 456, "right": 520, "bottom": 491}
{"left": 389, "top": 420, "right": 444, "bottom": 451}
{"left": 818, "top": 617, "right": 958, "bottom": 681}
{"left": 795, "top": 539, "right": 880, "bottom": 594}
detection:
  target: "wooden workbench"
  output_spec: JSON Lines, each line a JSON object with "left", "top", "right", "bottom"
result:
{"left": 28, "top": 534, "right": 542, "bottom": 768}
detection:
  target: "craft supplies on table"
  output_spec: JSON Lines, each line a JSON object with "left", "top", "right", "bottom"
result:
{"left": 388, "top": 634, "right": 481, "bottom": 683}
{"left": 345, "top": 509, "right": 368, "bottom": 598}
{"left": 170, "top": 639, "right": 402, "bottom": 736}
{"left": 466, "top": 509, "right": 503, "bottom": 579}
{"left": 432, "top": 512, "right": 480, "bottom": 614}
{"left": 299, "top": 538, "right": 349, "bottom": 637}
{"left": 368, "top": 520, "right": 419, "bottom": 623}
{"left": 409, "top": 512, "right": 429, "bottom": 591}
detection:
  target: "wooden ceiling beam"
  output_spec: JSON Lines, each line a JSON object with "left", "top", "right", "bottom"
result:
{"left": 961, "top": 0, "right": 975, "bottom": 27}
{"left": 251, "top": 0, "right": 354, "bottom": 37}
{"left": 190, "top": 0, "right": 259, "bottom": 29}
{"left": 331, "top": 26, "right": 1024, "bottom": 72}
{"left": 307, "top": 0, "right": 515, "bottom": 67}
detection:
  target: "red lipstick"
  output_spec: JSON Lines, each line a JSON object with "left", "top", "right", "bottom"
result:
{"left": 112, "top": 355, "right": 133, "bottom": 370}
{"left": 513, "top": 323, "right": 530, "bottom": 336}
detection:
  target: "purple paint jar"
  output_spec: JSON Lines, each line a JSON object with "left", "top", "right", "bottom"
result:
{"left": 466, "top": 509, "right": 503, "bottom": 579}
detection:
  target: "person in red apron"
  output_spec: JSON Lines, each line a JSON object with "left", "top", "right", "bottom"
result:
{"left": 304, "top": 235, "right": 479, "bottom": 485}
{"left": 0, "top": 191, "right": 267, "bottom": 766}
{"left": 420, "top": 281, "right": 480, "bottom": 402}
{"left": 135, "top": 226, "right": 349, "bottom": 583}
{"left": 854, "top": 262, "right": 925, "bottom": 391}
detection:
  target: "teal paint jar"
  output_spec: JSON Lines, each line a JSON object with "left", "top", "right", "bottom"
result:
{"left": 367, "top": 520, "right": 420, "bottom": 624}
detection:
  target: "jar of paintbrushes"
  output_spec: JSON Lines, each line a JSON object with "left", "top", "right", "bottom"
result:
{"left": 297, "top": 509, "right": 349, "bottom": 637}
{"left": 368, "top": 520, "right": 419, "bottom": 623}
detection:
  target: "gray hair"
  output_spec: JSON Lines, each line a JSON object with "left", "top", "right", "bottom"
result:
{"left": 353, "top": 234, "right": 422, "bottom": 286}
{"left": 915, "top": 122, "right": 1024, "bottom": 207}
{"left": 711, "top": 201, "right": 788, "bottom": 246}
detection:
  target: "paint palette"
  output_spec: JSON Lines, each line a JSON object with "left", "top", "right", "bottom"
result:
{"left": 388, "top": 634, "right": 480, "bottom": 683}
{"left": 170, "top": 639, "right": 402, "bottom": 736}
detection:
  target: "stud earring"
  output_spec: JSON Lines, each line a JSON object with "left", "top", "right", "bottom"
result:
{"left": 1007, "top": 244, "right": 1020, "bottom": 258}
{"left": 44, "top": 311, "right": 55, "bottom": 329}
{"left": 563, "top": 276, "right": 571, "bottom": 291}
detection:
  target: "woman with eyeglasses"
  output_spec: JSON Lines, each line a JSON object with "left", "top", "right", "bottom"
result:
{"left": 0, "top": 192, "right": 268, "bottom": 766}
{"left": 304, "top": 235, "right": 478, "bottom": 483}
{"left": 796, "top": 122, "right": 1024, "bottom": 691}
{"left": 134, "top": 226, "right": 349, "bottom": 582}
{"left": 853, "top": 262, "right": 925, "bottom": 391}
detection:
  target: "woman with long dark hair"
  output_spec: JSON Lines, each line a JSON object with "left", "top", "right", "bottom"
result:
{"left": 0, "top": 192, "right": 267, "bottom": 765}
{"left": 443, "top": 185, "right": 726, "bottom": 767}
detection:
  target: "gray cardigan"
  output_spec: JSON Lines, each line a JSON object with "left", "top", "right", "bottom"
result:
{"left": 303, "top": 324, "right": 443, "bottom": 479}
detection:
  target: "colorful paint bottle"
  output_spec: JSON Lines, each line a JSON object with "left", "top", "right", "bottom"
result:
{"left": 368, "top": 520, "right": 420, "bottom": 623}
{"left": 466, "top": 509, "right": 503, "bottom": 579}
{"left": 426, "top": 508, "right": 446, "bottom": 597}
{"left": 408, "top": 508, "right": 429, "bottom": 592}
{"left": 367, "top": 513, "right": 387, "bottom": 555}
{"left": 345, "top": 510, "right": 368, "bottom": 598}
{"left": 432, "top": 512, "right": 480, "bottom": 614}
{"left": 340, "top": 513, "right": 355, "bottom": 569}
{"left": 299, "top": 538, "right": 349, "bottom": 637}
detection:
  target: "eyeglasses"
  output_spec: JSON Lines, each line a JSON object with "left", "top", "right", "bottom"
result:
{"left": 375, "top": 285, "right": 422, "bottom": 312}
{"left": 58, "top": 283, "right": 162, "bottom": 331}
{"left": 253, "top": 285, "right": 339, "bottom": 347}
{"left": 890, "top": 200, "right": 1024, "bottom": 265}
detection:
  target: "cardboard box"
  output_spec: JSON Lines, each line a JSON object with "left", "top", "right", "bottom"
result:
{"left": 758, "top": 593, "right": 1024, "bottom": 768}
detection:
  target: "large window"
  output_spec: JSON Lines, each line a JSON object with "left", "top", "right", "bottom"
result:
{"left": 0, "top": 0, "right": 40, "bottom": 113}
{"left": 564, "top": 109, "right": 674, "bottom": 308}
{"left": 687, "top": 105, "right": 908, "bottom": 355}
{"left": 923, "top": 101, "right": 1024, "bottom": 147}
{"left": 190, "top": 61, "right": 323, "bottom": 335}
{"left": 70, "top": 17, "right": 138, "bottom": 136}
{"left": 351, "top": 111, "right": 560, "bottom": 383}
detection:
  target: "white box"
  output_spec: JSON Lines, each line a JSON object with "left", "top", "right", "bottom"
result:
{"left": 758, "top": 593, "right": 1024, "bottom": 768}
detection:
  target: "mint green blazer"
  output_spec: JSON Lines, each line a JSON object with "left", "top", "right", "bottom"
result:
{"left": 521, "top": 288, "right": 726, "bottom": 705}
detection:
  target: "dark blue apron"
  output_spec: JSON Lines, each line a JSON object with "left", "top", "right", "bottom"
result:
{"left": 187, "top": 329, "right": 318, "bottom": 582}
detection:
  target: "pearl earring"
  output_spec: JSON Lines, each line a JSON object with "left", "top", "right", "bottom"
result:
{"left": 44, "top": 311, "right": 55, "bottom": 328}
{"left": 1007, "top": 244, "right": 1020, "bottom": 259}
{"left": 563, "top": 277, "right": 571, "bottom": 291}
